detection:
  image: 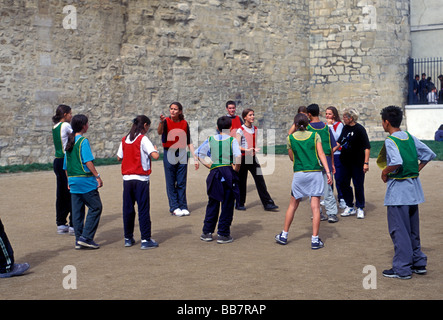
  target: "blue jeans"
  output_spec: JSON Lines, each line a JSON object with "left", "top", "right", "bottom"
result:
{"left": 71, "top": 189, "right": 103, "bottom": 241}
{"left": 163, "top": 150, "right": 188, "bottom": 212}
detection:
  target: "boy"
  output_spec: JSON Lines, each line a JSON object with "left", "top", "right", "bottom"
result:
{"left": 225, "top": 100, "right": 243, "bottom": 137}
{"left": 378, "top": 105, "right": 436, "bottom": 279}
{"left": 196, "top": 116, "right": 242, "bottom": 243}
{"left": 306, "top": 104, "right": 339, "bottom": 223}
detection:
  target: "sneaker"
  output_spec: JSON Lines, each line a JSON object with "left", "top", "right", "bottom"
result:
{"left": 0, "top": 263, "right": 30, "bottom": 278}
{"left": 311, "top": 238, "right": 324, "bottom": 250}
{"left": 217, "top": 234, "right": 233, "bottom": 244}
{"left": 264, "top": 203, "right": 279, "bottom": 211}
{"left": 328, "top": 214, "right": 339, "bottom": 223}
{"left": 181, "top": 209, "right": 190, "bottom": 216}
{"left": 171, "top": 208, "right": 184, "bottom": 216}
{"left": 124, "top": 238, "right": 135, "bottom": 247}
{"left": 357, "top": 208, "right": 365, "bottom": 219}
{"left": 320, "top": 211, "right": 328, "bottom": 221}
{"left": 341, "top": 206, "right": 356, "bottom": 217}
{"left": 382, "top": 269, "right": 411, "bottom": 279}
{"left": 68, "top": 227, "right": 75, "bottom": 235}
{"left": 235, "top": 205, "right": 246, "bottom": 211}
{"left": 275, "top": 232, "right": 288, "bottom": 245}
{"left": 57, "top": 225, "right": 69, "bottom": 234}
{"left": 412, "top": 266, "right": 427, "bottom": 275}
{"left": 141, "top": 239, "right": 158, "bottom": 250}
{"left": 339, "top": 199, "right": 347, "bottom": 209}
{"left": 77, "top": 236, "right": 100, "bottom": 249}
{"left": 200, "top": 233, "right": 213, "bottom": 242}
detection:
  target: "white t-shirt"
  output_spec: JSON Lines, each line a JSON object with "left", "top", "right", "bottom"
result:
{"left": 53, "top": 122, "right": 73, "bottom": 151}
{"left": 117, "top": 134, "right": 157, "bottom": 181}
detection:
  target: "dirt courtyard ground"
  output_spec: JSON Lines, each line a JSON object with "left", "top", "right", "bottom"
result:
{"left": 0, "top": 155, "right": 442, "bottom": 302}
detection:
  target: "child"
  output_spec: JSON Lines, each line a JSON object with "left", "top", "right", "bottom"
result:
{"left": 306, "top": 104, "right": 338, "bottom": 223}
{"left": 117, "top": 115, "right": 159, "bottom": 249}
{"left": 52, "top": 104, "right": 73, "bottom": 235}
{"left": 225, "top": 100, "right": 244, "bottom": 137}
{"left": 288, "top": 106, "right": 308, "bottom": 135}
{"left": 378, "top": 105, "right": 436, "bottom": 279}
{"left": 157, "top": 102, "right": 199, "bottom": 216}
{"left": 275, "top": 113, "right": 332, "bottom": 249}
{"left": 325, "top": 106, "right": 346, "bottom": 210}
{"left": 64, "top": 114, "right": 103, "bottom": 249}
{"left": 196, "top": 116, "right": 242, "bottom": 244}
{"left": 235, "top": 108, "right": 278, "bottom": 211}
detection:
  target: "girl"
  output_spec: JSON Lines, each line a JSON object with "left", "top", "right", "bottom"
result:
{"left": 52, "top": 104, "right": 73, "bottom": 235}
{"left": 325, "top": 106, "right": 346, "bottom": 209}
{"left": 236, "top": 108, "right": 278, "bottom": 211}
{"left": 157, "top": 102, "right": 199, "bottom": 216}
{"left": 288, "top": 106, "right": 308, "bottom": 135}
{"left": 117, "top": 115, "right": 159, "bottom": 249}
{"left": 275, "top": 113, "right": 332, "bottom": 249}
{"left": 64, "top": 114, "right": 103, "bottom": 249}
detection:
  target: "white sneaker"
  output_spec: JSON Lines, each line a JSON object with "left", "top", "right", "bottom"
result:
{"left": 172, "top": 208, "right": 184, "bottom": 216}
{"left": 181, "top": 209, "right": 190, "bottom": 216}
{"left": 357, "top": 208, "right": 365, "bottom": 219}
{"left": 339, "top": 199, "right": 347, "bottom": 209}
{"left": 68, "top": 227, "right": 75, "bottom": 235}
{"left": 57, "top": 225, "right": 69, "bottom": 234}
{"left": 341, "top": 206, "right": 356, "bottom": 217}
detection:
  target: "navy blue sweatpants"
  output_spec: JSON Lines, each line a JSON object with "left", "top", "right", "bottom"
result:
{"left": 123, "top": 180, "right": 152, "bottom": 241}
{"left": 203, "top": 181, "right": 235, "bottom": 237}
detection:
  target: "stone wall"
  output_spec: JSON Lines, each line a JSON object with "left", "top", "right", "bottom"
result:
{"left": 0, "top": 0, "right": 411, "bottom": 166}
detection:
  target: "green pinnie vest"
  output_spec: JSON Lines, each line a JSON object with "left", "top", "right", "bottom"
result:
{"left": 307, "top": 123, "right": 332, "bottom": 156}
{"left": 386, "top": 131, "right": 419, "bottom": 180}
{"left": 65, "top": 136, "right": 93, "bottom": 178}
{"left": 208, "top": 135, "right": 234, "bottom": 170}
{"left": 288, "top": 132, "right": 322, "bottom": 173}
{"left": 52, "top": 123, "right": 65, "bottom": 158}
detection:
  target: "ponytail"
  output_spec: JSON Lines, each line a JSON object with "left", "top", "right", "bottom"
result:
{"left": 65, "top": 114, "right": 88, "bottom": 152}
{"left": 293, "top": 113, "right": 309, "bottom": 132}
{"left": 127, "top": 115, "right": 151, "bottom": 141}
{"left": 52, "top": 104, "right": 71, "bottom": 124}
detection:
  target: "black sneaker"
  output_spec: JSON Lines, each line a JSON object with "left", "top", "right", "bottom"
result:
{"left": 412, "top": 266, "right": 427, "bottom": 275}
{"left": 217, "top": 234, "right": 233, "bottom": 244}
{"left": 200, "top": 233, "right": 213, "bottom": 242}
{"left": 264, "top": 203, "right": 279, "bottom": 211}
{"left": 382, "top": 269, "right": 411, "bottom": 279}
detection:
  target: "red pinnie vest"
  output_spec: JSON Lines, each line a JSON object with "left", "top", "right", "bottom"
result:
{"left": 121, "top": 135, "right": 151, "bottom": 176}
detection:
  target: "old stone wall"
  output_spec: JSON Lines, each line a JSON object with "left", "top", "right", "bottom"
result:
{"left": 0, "top": 0, "right": 410, "bottom": 166}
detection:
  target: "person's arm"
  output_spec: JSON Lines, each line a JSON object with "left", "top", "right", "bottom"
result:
{"left": 157, "top": 115, "right": 166, "bottom": 135}
{"left": 363, "top": 148, "right": 370, "bottom": 173}
{"left": 85, "top": 161, "right": 103, "bottom": 188}
{"left": 316, "top": 141, "right": 332, "bottom": 185}
{"left": 150, "top": 146, "right": 160, "bottom": 160}
{"left": 381, "top": 164, "right": 401, "bottom": 183}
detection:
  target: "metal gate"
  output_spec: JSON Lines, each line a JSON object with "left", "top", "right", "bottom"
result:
{"left": 408, "top": 57, "right": 443, "bottom": 105}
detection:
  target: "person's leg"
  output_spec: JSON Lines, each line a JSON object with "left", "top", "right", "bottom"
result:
{"left": 323, "top": 171, "right": 338, "bottom": 217}
{"left": 0, "top": 219, "right": 14, "bottom": 273}
{"left": 122, "top": 180, "right": 136, "bottom": 240}
{"left": 283, "top": 196, "right": 299, "bottom": 232}
{"left": 310, "top": 196, "right": 321, "bottom": 237}
{"left": 81, "top": 189, "right": 103, "bottom": 241}
{"left": 339, "top": 164, "right": 354, "bottom": 208}
{"left": 202, "top": 197, "right": 220, "bottom": 235}
{"left": 136, "top": 180, "right": 152, "bottom": 241}
{"left": 175, "top": 163, "right": 188, "bottom": 211}
{"left": 387, "top": 205, "right": 413, "bottom": 276}
{"left": 237, "top": 156, "right": 248, "bottom": 207}
{"left": 352, "top": 164, "right": 366, "bottom": 209}
{"left": 163, "top": 151, "right": 179, "bottom": 212}
{"left": 71, "top": 193, "right": 86, "bottom": 241}
{"left": 409, "top": 205, "right": 427, "bottom": 269}
{"left": 250, "top": 156, "right": 275, "bottom": 207}
{"left": 54, "top": 158, "right": 72, "bottom": 227}
{"left": 217, "top": 183, "right": 235, "bottom": 237}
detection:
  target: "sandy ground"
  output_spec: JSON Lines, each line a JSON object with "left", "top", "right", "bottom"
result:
{"left": 0, "top": 155, "right": 442, "bottom": 301}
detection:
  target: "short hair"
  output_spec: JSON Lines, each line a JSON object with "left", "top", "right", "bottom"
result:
{"left": 343, "top": 108, "right": 359, "bottom": 122}
{"left": 217, "top": 116, "right": 232, "bottom": 131}
{"left": 380, "top": 105, "right": 403, "bottom": 128}
{"left": 241, "top": 108, "right": 254, "bottom": 120}
{"left": 226, "top": 100, "right": 236, "bottom": 108}
{"left": 306, "top": 103, "right": 320, "bottom": 117}
{"left": 297, "top": 106, "right": 307, "bottom": 114}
